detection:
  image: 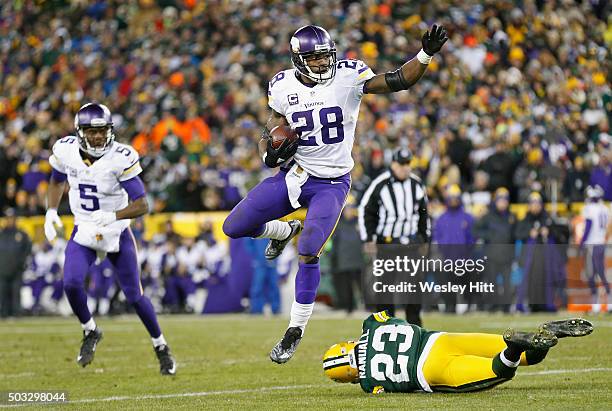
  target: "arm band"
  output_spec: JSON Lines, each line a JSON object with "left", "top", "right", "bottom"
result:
{"left": 51, "top": 168, "right": 67, "bottom": 182}
{"left": 384, "top": 67, "right": 410, "bottom": 92}
{"left": 120, "top": 176, "right": 146, "bottom": 201}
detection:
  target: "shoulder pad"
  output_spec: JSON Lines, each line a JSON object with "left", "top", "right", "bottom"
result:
{"left": 52, "top": 135, "right": 78, "bottom": 157}
{"left": 268, "top": 70, "right": 291, "bottom": 92}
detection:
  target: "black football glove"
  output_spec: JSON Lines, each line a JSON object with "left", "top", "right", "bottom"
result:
{"left": 264, "top": 136, "right": 299, "bottom": 168}
{"left": 421, "top": 24, "right": 448, "bottom": 56}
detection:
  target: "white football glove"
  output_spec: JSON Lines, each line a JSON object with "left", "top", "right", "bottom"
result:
{"left": 44, "top": 209, "right": 63, "bottom": 242}
{"left": 91, "top": 210, "right": 117, "bottom": 227}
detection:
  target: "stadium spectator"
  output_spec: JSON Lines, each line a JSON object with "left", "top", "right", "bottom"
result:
{"left": 245, "top": 238, "right": 281, "bottom": 315}
{"left": 329, "top": 202, "right": 365, "bottom": 314}
{"left": 562, "top": 156, "right": 590, "bottom": 204}
{"left": 473, "top": 187, "right": 516, "bottom": 312}
{"left": 514, "top": 192, "right": 568, "bottom": 312}
{"left": 433, "top": 185, "right": 474, "bottom": 313}
{"left": 0, "top": 208, "right": 32, "bottom": 317}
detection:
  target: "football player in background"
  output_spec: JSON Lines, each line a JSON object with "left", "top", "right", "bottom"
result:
{"left": 323, "top": 312, "right": 593, "bottom": 393}
{"left": 580, "top": 185, "right": 610, "bottom": 312}
{"left": 223, "top": 24, "right": 448, "bottom": 364}
{"left": 44, "top": 103, "right": 176, "bottom": 375}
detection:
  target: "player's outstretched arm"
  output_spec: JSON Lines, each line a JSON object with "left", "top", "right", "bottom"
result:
{"left": 364, "top": 24, "right": 448, "bottom": 95}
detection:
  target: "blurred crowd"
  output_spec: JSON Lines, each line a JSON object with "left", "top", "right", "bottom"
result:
{"left": 1, "top": 0, "right": 611, "bottom": 218}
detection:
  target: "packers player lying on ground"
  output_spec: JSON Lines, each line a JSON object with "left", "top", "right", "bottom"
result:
{"left": 323, "top": 312, "right": 593, "bottom": 393}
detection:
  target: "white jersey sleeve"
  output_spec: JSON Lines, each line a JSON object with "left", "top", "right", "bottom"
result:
{"left": 114, "top": 144, "right": 142, "bottom": 181}
{"left": 350, "top": 59, "right": 376, "bottom": 98}
{"left": 268, "top": 70, "right": 291, "bottom": 115}
{"left": 49, "top": 136, "right": 77, "bottom": 174}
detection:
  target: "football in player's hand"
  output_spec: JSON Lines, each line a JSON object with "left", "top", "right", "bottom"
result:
{"left": 270, "top": 125, "right": 299, "bottom": 149}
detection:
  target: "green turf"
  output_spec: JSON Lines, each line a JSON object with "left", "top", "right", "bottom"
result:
{"left": 0, "top": 313, "right": 610, "bottom": 410}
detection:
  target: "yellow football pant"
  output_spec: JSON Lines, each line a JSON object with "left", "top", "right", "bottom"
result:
{"left": 422, "top": 333, "right": 531, "bottom": 392}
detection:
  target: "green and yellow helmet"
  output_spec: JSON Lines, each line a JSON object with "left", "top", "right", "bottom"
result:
{"left": 322, "top": 341, "right": 358, "bottom": 383}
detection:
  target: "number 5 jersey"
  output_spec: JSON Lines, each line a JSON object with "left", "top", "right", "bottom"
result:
{"left": 49, "top": 137, "right": 142, "bottom": 230}
{"left": 354, "top": 312, "right": 442, "bottom": 393}
{"left": 267, "top": 59, "right": 375, "bottom": 179}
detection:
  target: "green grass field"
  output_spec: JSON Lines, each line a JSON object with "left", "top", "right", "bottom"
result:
{"left": 0, "top": 312, "right": 610, "bottom": 410}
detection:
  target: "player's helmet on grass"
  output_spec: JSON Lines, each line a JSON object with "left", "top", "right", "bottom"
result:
{"left": 290, "top": 25, "right": 337, "bottom": 83}
{"left": 322, "top": 341, "right": 358, "bottom": 383}
{"left": 75, "top": 103, "right": 115, "bottom": 157}
{"left": 585, "top": 184, "right": 604, "bottom": 201}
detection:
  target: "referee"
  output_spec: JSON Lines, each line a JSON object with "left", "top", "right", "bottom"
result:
{"left": 358, "top": 148, "right": 430, "bottom": 325}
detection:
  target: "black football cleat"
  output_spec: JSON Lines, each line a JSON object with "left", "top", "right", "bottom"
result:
{"left": 503, "top": 328, "right": 558, "bottom": 351}
{"left": 540, "top": 318, "right": 594, "bottom": 338}
{"left": 77, "top": 327, "right": 103, "bottom": 367}
{"left": 155, "top": 345, "right": 177, "bottom": 375}
{"left": 270, "top": 327, "right": 302, "bottom": 364}
{"left": 264, "top": 220, "right": 302, "bottom": 260}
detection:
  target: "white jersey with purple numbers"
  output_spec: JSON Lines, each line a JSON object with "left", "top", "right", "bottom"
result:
{"left": 49, "top": 137, "right": 142, "bottom": 227}
{"left": 268, "top": 59, "right": 375, "bottom": 178}
{"left": 582, "top": 202, "right": 610, "bottom": 245}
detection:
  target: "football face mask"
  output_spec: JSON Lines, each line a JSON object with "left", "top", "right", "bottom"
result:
{"left": 290, "top": 25, "right": 337, "bottom": 83}
{"left": 74, "top": 102, "right": 115, "bottom": 157}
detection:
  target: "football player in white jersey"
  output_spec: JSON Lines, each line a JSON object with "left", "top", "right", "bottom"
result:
{"left": 222, "top": 24, "right": 448, "bottom": 363}
{"left": 44, "top": 103, "right": 176, "bottom": 375}
{"left": 580, "top": 185, "right": 610, "bottom": 311}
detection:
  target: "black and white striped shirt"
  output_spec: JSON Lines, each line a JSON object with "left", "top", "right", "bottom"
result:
{"left": 358, "top": 170, "right": 430, "bottom": 243}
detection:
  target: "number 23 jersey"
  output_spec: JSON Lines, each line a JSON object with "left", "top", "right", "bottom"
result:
{"left": 49, "top": 137, "right": 142, "bottom": 226}
{"left": 354, "top": 312, "right": 441, "bottom": 393}
{"left": 267, "top": 60, "right": 375, "bottom": 178}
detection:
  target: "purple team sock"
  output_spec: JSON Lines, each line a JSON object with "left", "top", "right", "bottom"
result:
{"left": 295, "top": 261, "right": 321, "bottom": 304}
{"left": 64, "top": 286, "right": 92, "bottom": 324}
{"left": 132, "top": 296, "right": 162, "bottom": 338}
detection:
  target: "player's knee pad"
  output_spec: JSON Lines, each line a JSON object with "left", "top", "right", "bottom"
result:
{"left": 123, "top": 286, "right": 143, "bottom": 305}
{"left": 297, "top": 225, "right": 326, "bottom": 256}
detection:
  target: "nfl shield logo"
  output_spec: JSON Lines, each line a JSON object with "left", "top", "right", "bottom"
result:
{"left": 287, "top": 94, "right": 299, "bottom": 106}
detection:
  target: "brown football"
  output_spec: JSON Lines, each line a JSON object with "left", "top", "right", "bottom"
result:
{"left": 270, "top": 125, "right": 299, "bottom": 149}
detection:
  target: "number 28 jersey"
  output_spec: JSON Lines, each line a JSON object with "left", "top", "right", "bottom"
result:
{"left": 267, "top": 60, "right": 375, "bottom": 178}
{"left": 49, "top": 137, "right": 142, "bottom": 226}
{"left": 354, "top": 312, "right": 441, "bottom": 393}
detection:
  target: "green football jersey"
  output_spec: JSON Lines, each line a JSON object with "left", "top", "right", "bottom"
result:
{"left": 355, "top": 312, "right": 439, "bottom": 393}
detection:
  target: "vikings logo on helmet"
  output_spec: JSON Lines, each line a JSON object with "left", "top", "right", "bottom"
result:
{"left": 290, "top": 25, "right": 337, "bottom": 83}
{"left": 74, "top": 102, "right": 115, "bottom": 157}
